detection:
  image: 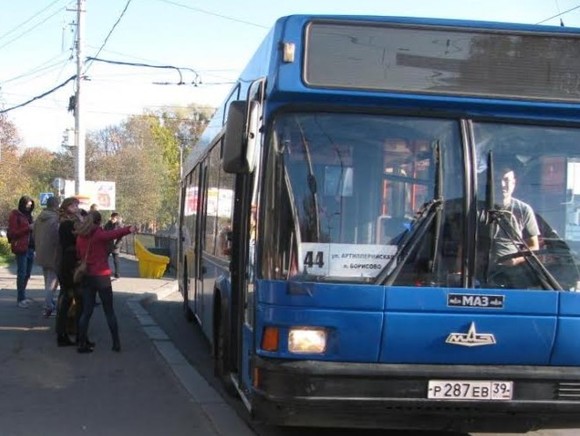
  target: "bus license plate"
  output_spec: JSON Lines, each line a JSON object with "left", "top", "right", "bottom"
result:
{"left": 427, "top": 380, "right": 513, "bottom": 400}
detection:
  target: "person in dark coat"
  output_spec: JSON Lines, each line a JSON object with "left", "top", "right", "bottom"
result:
{"left": 55, "top": 197, "right": 84, "bottom": 347}
{"left": 33, "top": 196, "right": 61, "bottom": 316}
{"left": 103, "top": 212, "right": 122, "bottom": 278}
{"left": 8, "top": 196, "right": 35, "bottom": 307}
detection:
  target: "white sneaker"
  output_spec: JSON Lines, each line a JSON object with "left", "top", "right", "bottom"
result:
{"left": 17, "top": 300, "right": 29, "bottom": 308}
{"left": 24, "top": 298, "right": 34, "bottom": 303}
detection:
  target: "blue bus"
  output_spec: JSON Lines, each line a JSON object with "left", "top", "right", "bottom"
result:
{"left": 178, "top": 14, "right": 580, "bottom": 432}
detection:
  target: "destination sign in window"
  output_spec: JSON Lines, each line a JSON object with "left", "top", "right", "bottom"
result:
{"left": 305, "top": 21, "right": 580, "bottom": 102}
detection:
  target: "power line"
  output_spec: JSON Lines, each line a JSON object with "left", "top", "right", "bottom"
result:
{"left": 86, "top": 57, "right": 201, "bottom": 85}
{"left": 0, "top": 0, "right": 68, "bottom": 43}
{"left": 85, "top": 0, "right": 133, "bottom": 74}
{"left": 1, "top": 55, "right": 70, "bottom": 85}
{"left": 155, "top": 0, "right": 268, "bottom": 29}
{"left": 199, "top": 81, "right": 236, "bottom": 86}
{"left": 536, "top": 4, "right": 580, "bottom": 24}
{"left": 0, "top": 1, "right": 69, "bottom": 52}
{"left": 0, "top": 100, "right": 216, "bottom": 115}
{"left": 85, "top": 45, "right": 184, "bottom": 70}
{"left": 0, "top": 76, "right": 76, "bottom": 114}
{"left": 85, "top": 44, "right": 239, "bottom": 78}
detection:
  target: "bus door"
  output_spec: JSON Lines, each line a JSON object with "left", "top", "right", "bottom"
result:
{"left": 237, "top": 79, "right": 265, "bottom": 393}
{"left": 182, "top": 167, "right": 201, "bottom": 318}
{"left": 195, "top": 161, "right": 209, "bottom": 324}
{"left": 201, "top": 142, "right": 235, "bottom": 339}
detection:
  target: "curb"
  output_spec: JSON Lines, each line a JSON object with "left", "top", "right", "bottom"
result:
{"left": 127, "top": 284, "right": 254, "bottom": 436}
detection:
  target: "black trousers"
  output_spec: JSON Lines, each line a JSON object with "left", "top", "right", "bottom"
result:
{"left": 56, "top": 286, "right": 83, "bottom": 337}
{"left": 78, "top": 275, "right": 119, "bottom": 346}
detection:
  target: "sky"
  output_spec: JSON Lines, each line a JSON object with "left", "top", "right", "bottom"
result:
{"left": 1, "top": 0, "right": 579, "bottom": 153}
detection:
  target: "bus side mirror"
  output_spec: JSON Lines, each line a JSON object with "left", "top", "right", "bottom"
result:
{"left": 223, "top": 100, "right": 260, "bottom": 174}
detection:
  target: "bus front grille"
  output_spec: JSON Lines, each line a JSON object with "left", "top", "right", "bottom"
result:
{"left": 557, "top": 382, "right": 580, "bottom": 400}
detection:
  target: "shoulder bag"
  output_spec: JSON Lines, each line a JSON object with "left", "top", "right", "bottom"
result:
{"left": 73, "top": 237, "right": 92, "bottom": 284}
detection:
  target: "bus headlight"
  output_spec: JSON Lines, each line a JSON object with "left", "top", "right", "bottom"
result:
{"left": 288, "top": 327, "right": 327, "bottom": 354}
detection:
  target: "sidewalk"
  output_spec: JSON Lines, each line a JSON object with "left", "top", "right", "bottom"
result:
{"left": 0, "top": 255, "right": 253, "bottom": 436}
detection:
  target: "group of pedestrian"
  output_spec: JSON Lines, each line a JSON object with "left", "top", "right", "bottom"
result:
{"left": 7, "top": 195, "right": 135, "bottom": 354}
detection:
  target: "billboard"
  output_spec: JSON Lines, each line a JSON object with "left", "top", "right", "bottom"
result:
{"left": 64, "top": 180, "right": 116, "bottom": 210}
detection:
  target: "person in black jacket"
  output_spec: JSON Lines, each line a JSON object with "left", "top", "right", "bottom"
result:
{"left": 103, "top": 212, "right": 122, "bottom": 278}
{"left": 55, "top": 197, "right": 89, "bottom": 347}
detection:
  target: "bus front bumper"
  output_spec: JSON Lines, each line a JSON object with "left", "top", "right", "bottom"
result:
{"left": 251, "top": 356, "right": 580, "bottom": 432}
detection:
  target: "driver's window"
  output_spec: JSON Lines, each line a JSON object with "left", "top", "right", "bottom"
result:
{"left": 473, "top": 123, "right": 580, "bottom": 290}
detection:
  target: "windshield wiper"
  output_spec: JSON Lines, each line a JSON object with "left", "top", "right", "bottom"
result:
{"left": 376, "top": 141, "right": 444, "bottom": 286}
{"left": 296, "top": 120, "right": 321, "bottom": 240}
{"left": 484, "top": 152, "right": 562, "bottom": 291}
{"left": 488, "top": 209, "right": 562, "bottom": 290}
{"left": 429, "top": 141, "right": 443, "bottom": 273}
{"left": 375, "top": 199, "right": 443, "bottom": 285}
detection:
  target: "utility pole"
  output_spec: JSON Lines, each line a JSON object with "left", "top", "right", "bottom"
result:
{"left": 74, "top": 0, "right": 86, "bottom": 195}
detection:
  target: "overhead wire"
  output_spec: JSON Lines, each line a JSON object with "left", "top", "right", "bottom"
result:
{"left": 0, "top": 0, "right": 68, "bottom": 43}
{"left": 536, "top": 3, "right": 580, "bottom": 24}
{"left": 2, "top": 0, "right": 258, "bottom": 117}
{"left": 0, "top": 1, "right": 70, "bottom": 51}
{"left": 1, "top": 0, "right": 132, "bottom": 114}
{"left": 0, "top": 76, "right": 76, "bottom": 114}
{"left": 84, "top": 0, "right": 133, "bottom": 74}
{"left": 154, "top": 0, "right": 268, "bottom": 29}
{"left": 2, "top": 55, "right": 71, "bottom": 85}
{"left": 86, "top": 57, "right": 201, "bottom": 85}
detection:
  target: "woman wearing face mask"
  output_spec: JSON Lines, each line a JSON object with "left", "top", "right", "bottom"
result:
{"left": 7, "top": 196, "right": 35, "bottom": 308}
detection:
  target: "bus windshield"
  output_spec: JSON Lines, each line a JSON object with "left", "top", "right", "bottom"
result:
{"left": 261, "top": 112, "right": 464, "bottom": 285}
{"left": 473, "top": 122, "right": 580, "bottom": 290}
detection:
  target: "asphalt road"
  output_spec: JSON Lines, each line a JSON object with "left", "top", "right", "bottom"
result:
{"left": 0, "top": 257, "right": 249, "bottom": 436}
{"left": 144, "top": 290, "right": 579, "bottom": 436}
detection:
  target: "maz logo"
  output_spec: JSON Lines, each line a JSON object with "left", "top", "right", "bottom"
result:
{"left": 445, "top": 322, "right": 496, "bottom": 347}
{"left": 448, "top": 293, "right": 504, "bottom": 309}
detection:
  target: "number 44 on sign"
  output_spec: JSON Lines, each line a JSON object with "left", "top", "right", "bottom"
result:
{"left": 299, "top": 243, "right": 396, "bottom": 278}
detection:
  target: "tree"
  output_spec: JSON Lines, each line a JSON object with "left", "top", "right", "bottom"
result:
{"left": 85, "top": 105, "right": 212, "bottom": 231}
{"left": 0, "top": 114, "right": 27, "bottom": 226}
{"left": 20, "top": 147, "right": 58, "bottom": 196}
{"left": 0, "top": 112, "right": 21, "bottom": 154}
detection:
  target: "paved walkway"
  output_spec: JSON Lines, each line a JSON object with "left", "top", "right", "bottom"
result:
{"left": 0, "top": 255, "right": 253, "bottom": 436}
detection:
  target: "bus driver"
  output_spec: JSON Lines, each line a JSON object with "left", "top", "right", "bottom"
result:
{"left": 491, "top": 163, "right": 540, "bottom": 266}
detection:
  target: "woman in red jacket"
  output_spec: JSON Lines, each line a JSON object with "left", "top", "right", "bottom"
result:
{"left": 75, "top": 210, "right": 135, "bottom": 353}
{"left": 8, "top": 196, "right": 35, "bottom": 307}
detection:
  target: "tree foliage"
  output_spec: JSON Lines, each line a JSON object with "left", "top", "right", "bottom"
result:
{"left": 0, "top": 114, "right": 30, "bottom": 225}
{"left": 0, "top": 112, "right": 21, "bottom": 153}
{"left": 0, "top": 104, "right": 213, "bottom": 231}
{"left": 83, "top": 104, "right": 212, "bottom": 230}
{"left": 20, "top": 147, "right": 58, "bottom": 195}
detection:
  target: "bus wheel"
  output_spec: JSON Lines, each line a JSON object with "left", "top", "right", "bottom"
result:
{"left": 182, "top": 269, "right": 194, "bottom": 323}
{"left": 214, "top": 305, "right": 235, "bottom": 395}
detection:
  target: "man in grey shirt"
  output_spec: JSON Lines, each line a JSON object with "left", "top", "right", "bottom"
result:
{"left": 492, "top": 164, "right": 540, "bottom": 266}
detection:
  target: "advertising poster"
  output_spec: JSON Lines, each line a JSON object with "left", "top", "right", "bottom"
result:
{"left": 64, "top": 180, "right": 116, "bottom": 210}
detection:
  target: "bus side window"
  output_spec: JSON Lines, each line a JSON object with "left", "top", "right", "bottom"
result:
{"left": 216, "top": 143, "right": 236, "bottom": 260}
{"left": 218, "top": 223, "right": 233, "bottom": 257}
